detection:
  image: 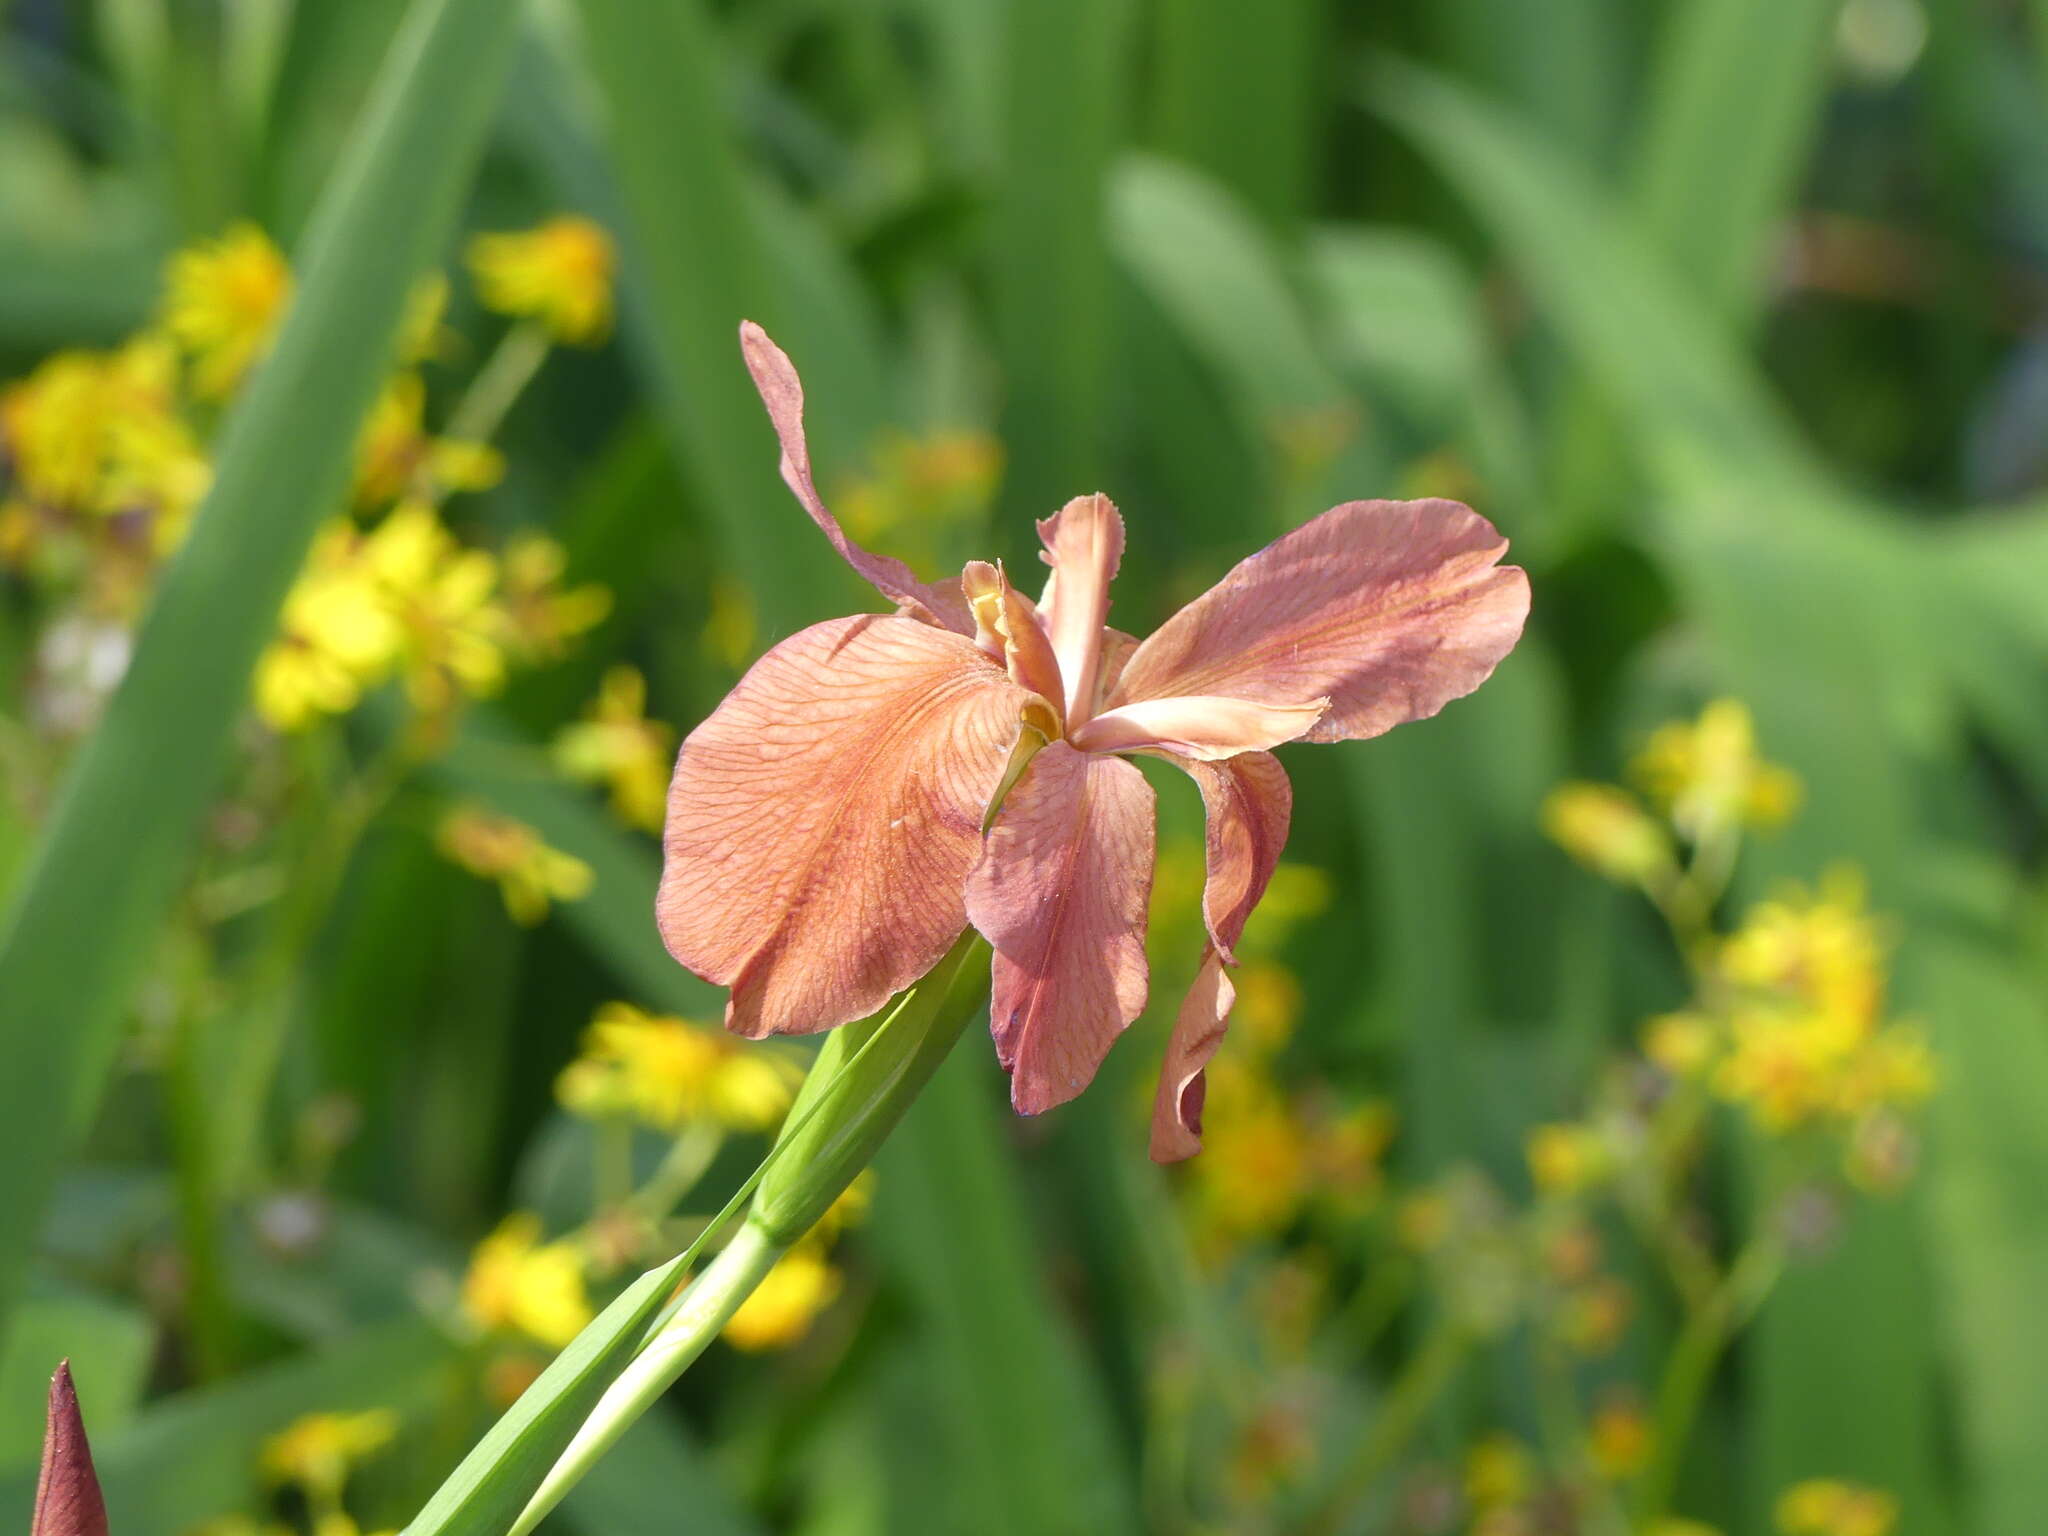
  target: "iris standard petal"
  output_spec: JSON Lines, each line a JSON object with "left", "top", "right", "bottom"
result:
{"left": 1035, "top": 494, "right": 1124, "bottom": 728}
{"left": 739, "top": 321, "right": 974, "bottom": 633}
{"left": 1147, "top": 751, "right": 1292, "bottom": 1162}
{"left": 659, "top": 613, "right": 1030, "bottom": 1039}
{"left": 1108, "top": 498, "right": 1528, "bottom": 742}
{"left": 964, "top": 741, "right": 1154, "bottom": 1115}
{"left": 34, "top": 1364, "right": 108, "bottom": 1536}
{"left": 1069, "top": 694, "right": 1326, "bottom": 760}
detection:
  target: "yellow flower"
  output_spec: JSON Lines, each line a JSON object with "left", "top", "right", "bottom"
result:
{"left": 723, "top": 1243, "right": 842, "bottom": 1351}
{"left": 1644, "top": 1011, "right": 1719, "bottom": 1078}
{"left": 1775, "top": 1479, "right": 1898, "bottom": 1536}
{"left": 468, "top": 217, "right": 615, "bottom": 345}
{"left": 837, "top": 429, "right": 1002, "bottom": 546}
{"left": 500, "top": 533, "right": 611, "bottom": 662}
{"left": 1714, "top": 1004, "right": 1851, "bottom": 1132}
{"left": 1542, "top": 781, "right": 1672, "bottom": 885}
{"left": 260, "top": 1408, "right": 396, "bottom": 1499}
{"left": 437, "top": 804, "right": 593, "bottom": 925}
{"left": 363, "top": 502, "right": 511, "bottom": 711}
{"left": 1589, "top": 1398, "right": 1651, "bottom": 1480}
{"left": 1631, "top": 698, "right": 1802, "bottom": 841}
{"left": 1721, "top": 869, "right": 1886, "bottom": 1030}
{"left": 553, "top": 667, "right": 673, "bottom": 832}
{"left": 462, "top": 1212, "right": 594, "bottom": 1348}
{"left": 254, "top": 524, "right": 403, "bottom": 731}
{"left": 1187, "top": 1061, "right": 1310, "bottom": 1244}
{"left": 1464, "top": 1433, "right": 1534, "bottom": 1512}
{"left": 555, "top": 1001, "right": 801, "bottom": 1132}
{"left": 1310, "top": 1100, "right": 1396, "bottom": 1213}
{"left": 354, "top": 373, "right": 502, "bottom": 509}
{"left": 1525, "top": 1122, "right": 1610, "bottom": 1197}
{"left": 1651, "top": 1523, "right": 1724, "bottom": 1536}
{"left": 161, "top": 223, "right": 291, "bottom": 398}
{"left": 398, "top": 271, "right": 452, "bottom": 365}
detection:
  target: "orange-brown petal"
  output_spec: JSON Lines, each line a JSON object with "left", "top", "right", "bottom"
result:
{"left": 1150, "top": 948, "right": 1234, "bottom": 1163}
{"left": 1174, "top": 749, "right": 1293, "bottom": 961}
{"left": 964, "top": 741, "right": 1154, "bottom": 1115}
{"left": 739, "top": 321, "right": 974, "bottom": 633}
{"left": 1068, "top": 694, "right": 1326, "bottom": 760}
{"left": 659, "top": 613, "right": 1030, "bottom": 1038}
{"left": 962, "top": 559, "right": 1066, "bottom": 710}
{"left": 1035, "top": 494, "right": 1124, "bottom": 727}
{"left": 1108, "top": 498, "right": 1528, "bottom": 742}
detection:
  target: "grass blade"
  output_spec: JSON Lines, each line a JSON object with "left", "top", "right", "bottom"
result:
{"left": 0, "top": 0, "right": 520, "bottom": 1347}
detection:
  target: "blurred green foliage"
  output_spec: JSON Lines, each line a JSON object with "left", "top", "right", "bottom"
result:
{"left": 1, "top": 0, "right": 2046, "bottom": 1533}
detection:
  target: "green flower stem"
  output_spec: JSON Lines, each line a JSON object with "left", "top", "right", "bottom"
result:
{"left": 1632, "top": 1232, "right": 1786, "bottom": 1525}
{"left": 1307, "top": 1319, "right": 1473, "bottom": 1535}
{"left": 442, "top": 320, "right": 552, "bottom": 451}
{"left": 495, "top": 931, "right": 993, "bottom": 1530}
{"left": 507, "top": 1218, "right": 786, "bottom": 1536}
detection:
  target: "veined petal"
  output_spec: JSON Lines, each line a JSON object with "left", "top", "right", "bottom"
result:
{"left": 34, "top": 1364, "right": 108, "bottom": 1536}
{"left": 1174, "top": 750, "right": 1293, "bottom": 961}
{"left": 1150, "top": 948, "right": 1233, "bottom": 1164}
{"left": 1069, "top": 694, "right": 1325, "bottom": 760}
{"left": 1147, "top": 752, "right": 1290, "bottom": 1162}
{"left": 739, "top": 322, "right": 973, "bottom": 633}
{"left": 659, "top": 614, "right": 1030, "bottom": 1038}
{"left": 1035, "top": 494, "right": 1124, "bottom": 727}
{"left": 1109, "top": 498, "right": 1528, "bottom": 742}
{"left": 965, "top": 742, "right": 1154, "bottom": 1114}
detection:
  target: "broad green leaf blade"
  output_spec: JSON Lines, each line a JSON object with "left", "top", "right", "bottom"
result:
{"left": 872, "top": 1053, "right": 1139, "bottom": 1536}
{"left": 0, "top": 0, "right": 520, "bottom": 1349}
{"left": 987, "top": 0, "right": 1134, "bottom": 521}
{"left": 1631, "top": 0, "right": 1839, "bottom": 324}
{"left": 399, "top": 1256, "right": 688, "bottom": 1536}
{"left": 569, "top": 0, "right": 850, "bottom": 641}
{"left": 1366, "top": 55, "right": 1824, "bottom": 500}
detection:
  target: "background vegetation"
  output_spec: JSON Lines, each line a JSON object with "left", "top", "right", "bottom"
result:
{"left": 2, "top": 0, "right": 2046, "bottom": 1532}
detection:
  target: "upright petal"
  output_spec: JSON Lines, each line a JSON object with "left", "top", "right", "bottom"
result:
{"left": 34, "top": 1364, "right": 108, "bottom": 1536}
{"left": 1148, "top": 751, "right": 1292, "bottom": 1163}
{"left": 660, "top": 614, "right": 1030, "bottom": 1038}
{"left": 1151, "top": 949, "right": 1233, "bottom": 1163}
{"left": 1109, "top": 498, "right": 1528, "bottom": 742}
{"left": 739, "top": 322, "right": 973, "bottom": 633}
{"left": 962, "top": 559, "right": 1066, "bottom": 710}
{"left": 1035, "top": 494, "right": 1124, "bottom": 727}
{"left": 965, "top": 742, "right": 1154, "bottom": 1114}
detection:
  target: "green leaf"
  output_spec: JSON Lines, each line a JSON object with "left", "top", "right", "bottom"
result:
{"left": 398, "top": 1257, "right": 689, "bottom": 1536}
{"left": 0, "top": 0, "right": 520, "bottom": 1350}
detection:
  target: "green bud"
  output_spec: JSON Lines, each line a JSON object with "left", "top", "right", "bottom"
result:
{"left": 750, "top": 930, "right": 990, "bottom": 1245}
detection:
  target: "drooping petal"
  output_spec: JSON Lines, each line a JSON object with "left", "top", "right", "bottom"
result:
{"left": 1108, "top": 498, "right": 1529, "bottom": 742}
{"left": 964, "top": 741, "right": 1154, "bottom": 1114}
{"left": 739, "top": 321, "right": 973, "bottom": 633}
{"left": 1035, "top": 494, "right": 1124, "bottom": 728}
{"left": 1150, "top": 948, "right": 1233, "bottom": 1163}
{"left": 1069, "top": 694, "right": 1326, "bottom": 760}
{"left": 1147, "top": 751, "right": 1291, "bottom": 1162}
{"left": 659, "top": 614, "right": 1030, "bottom": 1039}
{"left": 34, "top": 1363, "right": 108, "bottom": 1536}
{"left": 1176, "top": 749, "right": 1293, "bottom": 961}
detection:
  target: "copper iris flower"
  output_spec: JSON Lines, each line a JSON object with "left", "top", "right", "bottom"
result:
{"left": 659, "top": 326, "right": 1529, "bottom": 1160}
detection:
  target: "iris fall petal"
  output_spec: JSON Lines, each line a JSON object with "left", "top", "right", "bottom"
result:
{"left": 659, "top": 614, "right": 1030, "bottom": 1039}
{"left": 965, "top": 741, "right": 1154, "bottom": 1114}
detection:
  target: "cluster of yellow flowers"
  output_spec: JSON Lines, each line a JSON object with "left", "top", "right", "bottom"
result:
{"left": 461, "top": 1212, "right": 596, "bottom": 1350}
{"left": 1776, "top": 1478, "right": 1899, "bottom": 1536}
{"left": 435, "top": 804, "right": 595, "bottom": 926}
{"left": 189, "top": 1408, "right": 398, "bottom": 1536}
{"left": 1543, "top": 698, "right": 1799, "bottom": 890}
{"left": 555, "top": 1000, "right": 803, "bottom": 1133}
{"left": 1542, "top": 699, "right": 1934, "bottom": 1189}
{"left": 553, "top": 666, "right": 676, "bottom": 833}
